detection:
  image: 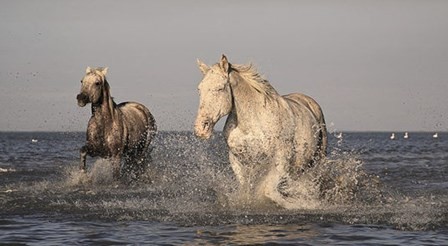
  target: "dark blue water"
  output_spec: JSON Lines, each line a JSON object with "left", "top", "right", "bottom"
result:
{"left": 0, "top": 131, "right": 447, "bottom": 245}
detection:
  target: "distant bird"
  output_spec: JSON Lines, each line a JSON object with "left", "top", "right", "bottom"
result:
{"left": 433, "top": 133, "right": 438, "bottom": 139}
{"left": 404, "top": 132, "right": 409, "bottom": 139}
{"left": 31, "top": 139, "right": 38, "bottom": 143}
{"left": 390, "top": 133, "right": 396, "bottom": 140}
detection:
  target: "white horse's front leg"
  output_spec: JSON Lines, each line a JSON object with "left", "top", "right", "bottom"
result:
{"left": 260, "top": 157, "right": 296, "bottom": 209}
{"left": 229, "top": 152, "right": 247, "bottom": 189}
{"left": 260, "top": 168, "right": 284, "bottom": 205}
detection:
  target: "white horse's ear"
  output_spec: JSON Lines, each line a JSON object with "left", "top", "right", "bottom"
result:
{"left": 220, "top": 54, "right": 230, "bottom": 74}
{"left": 86, "top": 66, "right": 92, "bottom": 74}
{"left": 101, "top": 67, "right": 109, "bottom": 76}
{"left": 197, "top": 59, "right": 210, "bottom": 75}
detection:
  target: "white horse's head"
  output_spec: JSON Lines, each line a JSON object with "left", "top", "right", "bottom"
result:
{"left": 77, "top": 67, "right": 108, "bottom": 107}
{"left": 194, "top": 55, "right": 233, "bottom": 139}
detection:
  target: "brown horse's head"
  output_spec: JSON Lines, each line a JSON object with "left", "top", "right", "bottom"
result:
{"left": 77, "top": 67, "right": 108, "bottom": 107}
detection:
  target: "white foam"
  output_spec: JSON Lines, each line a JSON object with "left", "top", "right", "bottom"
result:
{"left": 0, "top": 167, "right": 16, "bottom": 173}
{"left": 64, "top": 159, "right": 115, "bottom": 187}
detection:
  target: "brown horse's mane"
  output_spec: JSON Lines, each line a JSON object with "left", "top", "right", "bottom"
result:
{"left": 102, "top": 78, "right": 118, "bottom": 119}
{"left": 87, "top": 68, "right": 118, "bottom": 119}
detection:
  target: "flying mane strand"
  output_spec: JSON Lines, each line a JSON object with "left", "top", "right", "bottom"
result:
{"left": 232, "top": 63, "right": 279, "bottom": 99}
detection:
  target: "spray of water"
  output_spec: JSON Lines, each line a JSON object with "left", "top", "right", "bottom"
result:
{"left": 2, "top": 132, "right": 445, "bottom": 230}
{"left": 65, "top": 159, "right": 115, "bottom": 187}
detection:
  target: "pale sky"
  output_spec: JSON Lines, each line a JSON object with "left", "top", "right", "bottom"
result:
{"left": 1, "top": 0, "right": 447, "bottom": 132}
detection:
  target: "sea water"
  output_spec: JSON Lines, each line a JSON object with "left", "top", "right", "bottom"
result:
{"left": 0, "top": 131, "right": 447, "bottom": 245}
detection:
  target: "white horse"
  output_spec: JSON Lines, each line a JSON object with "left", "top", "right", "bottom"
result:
{"left": 194, "top": 55, "right": 327, "bottom": 208}
{"left": 77, "top": 67, "right": 157, "bottom": 180}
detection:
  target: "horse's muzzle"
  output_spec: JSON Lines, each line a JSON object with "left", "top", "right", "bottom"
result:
{"left": 194, "top": 118, "right": 214, "bottom": 140}
{"left": 76, "top": 93, "right": 89, "bottom": 107}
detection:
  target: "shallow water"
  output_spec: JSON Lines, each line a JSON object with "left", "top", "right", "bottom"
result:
{"left": 0, "top": 131, "right": 447, "bottom": 244}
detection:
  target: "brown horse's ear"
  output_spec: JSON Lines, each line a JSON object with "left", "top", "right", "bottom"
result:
{"left": 220, "top": 54, "right": 230, "bottom": 74}
{"left": 197, "top": 59, "right": 210, "bottom": 75}
{"left": 86, "top": 66, "right": 92, "bottom": 74}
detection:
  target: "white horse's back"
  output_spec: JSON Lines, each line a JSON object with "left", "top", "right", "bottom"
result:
{"left": 283, "top": 93, "right": 325, "bottom": 125}
{"left": 283, "top": 93, "right": 327, "bottom": 159}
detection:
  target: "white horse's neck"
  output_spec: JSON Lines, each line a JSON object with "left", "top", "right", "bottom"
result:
{"left": 229, "top": 72, "right": 277, "bottom": 131}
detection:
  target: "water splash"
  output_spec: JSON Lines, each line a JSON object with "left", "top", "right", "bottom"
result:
{"left": 65, "top": 159, "right": 115, "bottom": 187}
{"left": 0, "top": 167, "right": 16, "bottom": 173}
{"left": 1, "top": 132, "right": 446, "bottom": 231}
{"left": 219, "top": 153, "right": 384, "bottom": 211}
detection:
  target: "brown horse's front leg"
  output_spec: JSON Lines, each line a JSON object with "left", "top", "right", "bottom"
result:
{"left": 80, "top": 145, "right": 89, "bottom": 171}
{"left": 111, "top": 157, "right": 121, "bottom": 180}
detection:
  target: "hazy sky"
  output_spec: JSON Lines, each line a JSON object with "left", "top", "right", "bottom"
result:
{"left": 1, "top": 0, "right": 447, "bottom": 132}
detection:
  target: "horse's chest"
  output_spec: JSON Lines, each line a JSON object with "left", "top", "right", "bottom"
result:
{"left": 226, "top": 129, "right": 272, "bottom": 164}
{"left": 87, "top": 122, "right": 124, "bottom": 156}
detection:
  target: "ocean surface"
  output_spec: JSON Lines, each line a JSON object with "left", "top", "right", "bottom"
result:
{"left": 0, "top": 131, "right": 447, "bottom": 245}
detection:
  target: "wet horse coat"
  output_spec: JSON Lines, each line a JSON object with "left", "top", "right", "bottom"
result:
{"left": 194, "top": 55, "right": 327, "bottom": 208}
{"left": 77, "top": 67, "right": 156, "bottom": 179}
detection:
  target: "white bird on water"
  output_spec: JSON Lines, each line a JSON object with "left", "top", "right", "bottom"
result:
{"left": 433, "top": 133, "right": 438, "bottom": 139}
{"left": 404, "top": 132, "right": 409, "bottom": 139}
{"left": 31, "top": 139, "right": 38, "bottom": 143}
{"left": 390, "top": 133, "right": 396, "bottom": 140}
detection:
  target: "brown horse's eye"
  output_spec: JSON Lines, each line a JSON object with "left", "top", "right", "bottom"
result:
{"left": 95, "top": 82, "right": 100, "bottom": 86}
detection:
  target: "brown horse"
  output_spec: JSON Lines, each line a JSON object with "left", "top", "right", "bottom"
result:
{"left": 76, "top": 67, "right": 157, "bottom": 179}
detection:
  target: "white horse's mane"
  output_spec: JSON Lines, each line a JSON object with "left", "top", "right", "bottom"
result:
{"left": 231, "top": 63, "right": 279, "bottom": 98}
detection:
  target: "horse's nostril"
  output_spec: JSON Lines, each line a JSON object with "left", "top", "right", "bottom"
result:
{"left": 203, "top": 121, "right": 210, "bottom": 129}
{"left": 77, "top": 93, "right": 88, "bottom": 101}
{"left": 77, "top": 93, "right": 89, "bottom": 107}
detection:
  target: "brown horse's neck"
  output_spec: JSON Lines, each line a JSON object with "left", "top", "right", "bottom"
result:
{"left": 91, "top": 80, "right": 118, "bottom": 125}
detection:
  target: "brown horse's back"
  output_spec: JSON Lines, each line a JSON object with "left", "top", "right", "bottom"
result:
{"left": 118, "top": 102, "right": 157, "bottom": 151}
